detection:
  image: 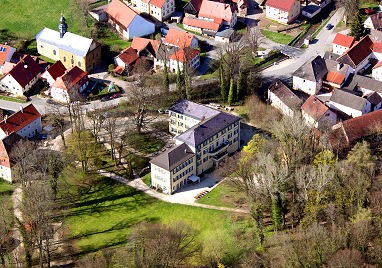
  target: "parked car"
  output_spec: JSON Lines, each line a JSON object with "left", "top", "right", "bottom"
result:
{"left": 110, "top": 93, "right": 121, "bottom": 99}
{"left": 325, "top": 23, "right": 333, "bottom": 30}
{"left": 100, "top": 96, "right": 110, "bottom": 102}
{"left": 35, "top": 133, "right": 48, "bottom": 140}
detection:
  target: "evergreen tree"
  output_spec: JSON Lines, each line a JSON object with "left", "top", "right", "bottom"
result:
{"left": 350, "top": 12, "right": 365, "bottom": 40}
{"left": 162, "top": 63, "right": 169, "bottom": 94}
{"left": 220, "top": 65, "right": 227, "bottom": 102}
{"left": 227, "top": 77, "right": 235, "bottom": 106}
{"left": 236, "top": 67, "right": 243, "bottom": 102}
{"left": 176, "top": 66, "right": 183, "bottom": 98}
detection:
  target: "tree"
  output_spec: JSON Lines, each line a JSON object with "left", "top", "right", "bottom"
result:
{"left": 219, "top": 63, "right": 227, "bottom": 102}
{"left": 67, "top": 130, "right": 96, "bottom": 173}
{"left": 0, "top": 196, "right": 13, "bottom": 267}
{"left": 87, "top": 109, "right": 105, "bottom": 144}
{"left": 350, "top": 11, "right": 366, "bottom": 40}
{"left": 236, "top": 67, "right": 243, "bottom": 102}
{"left": 227, "top": 78, "right": 235, "bottom": 106}
{"left": 48, "top": 106, "right": 67, "bottom": 147}
{"left": 129, "top": 222, "right": 200, "bottom": 267}
{"left": 336, "top": 0, "right": 359, "bottom": 25}
{"left": 162, "top": 63, "right": 170, "bottom": 94}
{"left": 103, "top": 115, "right": 117, "bottom": 161}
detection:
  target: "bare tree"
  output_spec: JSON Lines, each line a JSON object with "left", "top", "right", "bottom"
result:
{"left": 87, "top": 109, "right": 105, "bottom": 143}
{"left": 336, "top": 0, "right": 359, "bottom": 25}
{"left": 0, "top": 196, "right": 13, "bottom": 267}
{"left": 103, "top": 115, "right": 117, "bottom": 161}
{"left": 48, "top": 106, "right": 67, "bottom": 148}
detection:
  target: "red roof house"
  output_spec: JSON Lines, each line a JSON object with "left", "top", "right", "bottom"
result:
{"left": 164, "top": 29, "right": 198, "bottom": 49}
{"left": 265, "top": 0, "right": 300, "bottom": 24}
{"left": 301, "top": 96, "right": 337, "bottom": 130}
{"left": 337, "top": 35, "right": 373, "bottom": 70}
{"left": 41, "top": 61, "right": 67, "bottom": 86}
{"left": 198, "top": 0, "right": 238, "bottom": 26}
{"left": 332, "top": 33, "right": 355, "bottom": 55}
{"left": 0, "top": 44, "right": 16, "bottom": 67}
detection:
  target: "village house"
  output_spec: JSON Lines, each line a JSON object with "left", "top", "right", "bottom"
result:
{"left": 267, "top": 79, "right": 302, "bottom": 117}
{"left": 372, "top": 61, "right": 382, "bottom": 81}
{"left": 232, "top": 0, "right": 248, "bottom": 16}
{"left": 293, "top": 55, "right": 328, "bottom": 95}
{"left": 182, "top": 16, "right": 222, "bottom": 36}
{"left": 105, "top": 0, "right": 155, "bottom": 40}
{"left": 36, "top": 16, "right": 101, "bottom": 73}
{"left": 164, "top": 29, "right": 199, "bottom": 49}
{"left": 332, "top": 33, "right": 355, "bottom": 55}
{"left": 265, "top": 0, "right": 300, "bottom": 24}
{"left": 131, "top": 0, "right": 175, "bottom": 21}
{"left": 348, "top": 74, "right": 382, "bottom": 97}
{"left": 151, "top": 100, "right": 240, "bottom": 194}
{"left": 0, "top": 44, "right": 16, "bottom": 73}
{"left": 131, "top": 37, "right": 160, "bottom": 59}
{"left": 328, "top": 89, "right": 371, "bottom": 118}
{"left": 364, "top": 12, "right": 382, "bottom": 31}
{"left": 50, "top": 66, "right": 89, "bottom": 103}
{"left": 0, "top": 55, "right": 42, "bottom": 96}
{"left": 323, "top": 57, "right": 351, "bottom": 89}
{"left": 41, "top": 61, "right": 67, "bottom": 86}
{"left": 301, "top": 95, "right": 337, "bottom": 130}
{"left": 154, "top": 44, "right": 200, "bottom": 73}
{"left": 0, "top": 133, "right": 22, "bottom": 183}
{"left": 113, "top": 47, "right": 140, "bottom": 75}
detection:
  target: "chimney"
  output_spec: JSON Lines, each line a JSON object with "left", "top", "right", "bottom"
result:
{"left": 4, "top": 115, "right": 7, "bottom": 123}
{"left": 337, "top": 63, "right": 342, "bottom": 71}
{"left": 20, "top": 105, "right": 23, "bottom": 113}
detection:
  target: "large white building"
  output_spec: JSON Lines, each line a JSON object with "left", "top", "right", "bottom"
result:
{"left": 150, "top": 100, "right": 240, "bottom": 194}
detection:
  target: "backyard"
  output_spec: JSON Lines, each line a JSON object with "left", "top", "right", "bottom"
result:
{"left": 260, "top": 29, "right": 294, "bottom": 45}
{"left": 60, "top": 170, "right": 249, "bottom": 260}
{"left": 0, "top": 180, "right": 13, "bottom": 195}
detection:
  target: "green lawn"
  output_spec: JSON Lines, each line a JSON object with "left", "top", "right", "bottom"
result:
{"left": 142, "top": 172, "right": 151, "bottom": 186}
{"left": 0, "top": 180, "right": 14, "bottom": 195}
{"left": 197, "top": 180, "right": 247, "bottom": 209}
{"left": 261, "top": 29, "right": 294, "bottom": 45}
{"left": 125, "top": 133, "right": 166, "bottom": 154}
{"left": 0, "top": 0, "right": 90, "bottom": 41}
{"left": 360, "top": 0, "right": 380, "bottom": 9}
{"left": 63, "top": 174, "right": 240, "bottom": 254}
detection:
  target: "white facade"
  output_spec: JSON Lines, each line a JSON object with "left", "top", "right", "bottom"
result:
{"left": 0, "top": 166, "right": 12, "bottom": 183}
{"left": 266, "top": 2, "right": 300, "bottom": 24}
{"left": 302, "top": 109, "right": 337, "bottom": 130}
{"left": 151, "top": 164, "right": 172, "bottom": 194}
{"left": 41, "top": 71, "right": 56, "bottom": 86}
{"left": 372, "top": 66, "right": 382, "bottom": 81}
{"left": 0, "top": 46, "right": 16, "bottom": 72}
{"left": 328, "top": 100, "right": 371, "bottom": 118}
{"left": 154, "top": 53, "right": 200, "bottom": 73}
{"left": 293, "top": 76, "right": 321, "bottom": 95}
{"left": 268, "top": 91, "right": 295, "bottom": 117}
{"left": 0, "top": 73, "right": 39, "bottom": 96}
{"left": 333, "top": 44, "right": 349, "bottom": 55}
{"left": 133, "top": 0, "right": 175, "bottom": 21}
{"left": 51, "top": 81, "right": 88, "bottom": 103}
{"left": 0, "top": 117, "right": 42, "bottom": 140}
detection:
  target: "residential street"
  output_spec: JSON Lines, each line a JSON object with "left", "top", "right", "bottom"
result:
{"left": 261, "top": 7, "right": 345, "bottom": 80}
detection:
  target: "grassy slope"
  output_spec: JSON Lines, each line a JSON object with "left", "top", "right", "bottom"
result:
{"left": 64, "top": 175, "right": 238, "bottom": 254}
{"left": 0, "top": 0, "right": 90, "bottom": 40}
{"left": 0, "top": 180, "right": 14, "bottom": 195}
{"left": 261, "top": 29, "right": 294, "bottom": 45}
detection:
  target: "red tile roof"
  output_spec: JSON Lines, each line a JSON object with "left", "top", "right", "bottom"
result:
{"left": 150, "top": 0, "right": 166, "bottom": 8}
{"left": 183, "top": 17, "right": 222, "bottom": 31}
{"left": 337, "top": 35, "right": 373, "bottom": 68}
{"left": 131, "top": 37, "right": 160, "bottom": 53}
{"left": 0, "top": 104, "right": 41, "bottom": 136}
{"left": 198, "top": 0, "right": 236, "bottom": 23}
{"left": 373, "top": 61, "right": 382, "bottom": 69}
{"left": 105, "top": 0, "right": 137, "bottom": 28}
{"left": 266, "top": 0, "right": 297, "bottom": 11}
{"left": 330, "top": 109, "right": 382, "bottom": 149}
{"left": 332, "top": 33, "right": 355, "bottom": 48}
{"left": 372, "top": 41, "right": 382, "bottom": 53}
{"left": 169, "top": 48, "right": 200, "bottom": 63}
{"left": 0, "top": 44, "right": 14, "bottom": 65}
{"left": 5, "top": 55, "right": 41, "bottom": 88}
{"left": 52, "top": 66, "right": 88, "bottom": 91}
{"left": 113, "top": 65, "right": 125, "bottom": 75}
{"left": 117, "top": 47, "right": 139, "bottom": 65}
{"left": 301, "top": 96, "right": 329, "bottom": 121}
{"left": 326, "top": 71, "right": 346, "bottom": 85}
{"left": 44, "top": 61, "right": 67, "bottom": 81}
{"left": 164, "top": 28, "right": 196, "bottom": 48}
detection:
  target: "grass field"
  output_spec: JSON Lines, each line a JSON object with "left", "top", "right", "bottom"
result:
{"left": 62, "top": 173, "right": 242, "bottom": 254}
{"left": 0, "top": 0, "right": 90, "bottom": 41}
{"left": 260, "top": 29, "right": 294, "bottom": 45}
{"left": 0, "top": 180, "right": 13, "bottom": 195}
{"left": 197, "top": 180, "right": 247, "bottom": 209}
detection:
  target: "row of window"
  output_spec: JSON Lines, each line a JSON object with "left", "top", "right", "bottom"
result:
{"left": 173, "top": 166, "right": 193, "bottom": 182}
{"left": 173, "top": 158, "right": 193, "bottom": 174}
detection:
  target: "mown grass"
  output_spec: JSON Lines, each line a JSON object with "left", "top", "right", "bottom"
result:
{"left": 141, "top": 172, "right": 151, "bottom": 186}
{"left": 125, "top": 133, "right": 166, "bottom": 154}
{"left": 260, "top": 29, "right": 294, "bottom": 45}
{"left": 197, "top": 180, "right": 247, "bottom": 209}
{"left": 0, "top": 180, "right": 14, "bottom": 195}
{"left": 0, "top": 0, "right": 90, "bottom": 41}
{"left": 62, "top": 172, "right": 240, "bottom": 254}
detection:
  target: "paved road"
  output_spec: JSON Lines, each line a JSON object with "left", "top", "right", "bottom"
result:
{"left": 261, "top": 7, "right": 345, "bottom": 80}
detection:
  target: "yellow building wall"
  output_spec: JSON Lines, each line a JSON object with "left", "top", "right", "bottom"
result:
{"left": 170, "top": 157, "right": 196, "bottom": 192}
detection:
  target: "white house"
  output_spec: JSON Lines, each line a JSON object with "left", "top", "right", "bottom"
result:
{"left": 332, "top": 33, "right": 355, "bottom": 55}
{"left": 0, "top": 55, "right": 41, "bottom": 96}
{"left": 105, "top": 0, "right": 155, "bottom": 40}
{"left": 267, "top": 79, "right": 302, "bottom": 117}
{"left": 41, "top": 60, "right": 67, "bottom": 86}
{"left": 132, "top": 0, "right": 175, "bottom": 21}
{"left": 301, "top": 96, "right": 337, "bottom": 130}
{"left": 154, "top": 44, "right": 200, "bottom": 73}
{"left": 51, "top": 66, "right": 89, "bottom": 103}
{"left": 0, "top": 104, "right": 42, "bottom": 140}
{"left": 328, "top": 89, "right": 371, "bottom": 118}
{"left": 293, "top": 55, "right": 328, "bottom": 95}
{"left": 372, "top": 61, "right": 382, "bottom": 81}
{"left": 364, "top": 12, "right": 382, "bottom": 31}
{"left": 265, "top": 0, "right": 300, "bottom": 24}
{"left": 0, "top": 44, "right": 16, "bottom": 73}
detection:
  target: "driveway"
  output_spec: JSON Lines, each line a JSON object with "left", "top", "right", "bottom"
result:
{"left": 261, "top": 7, "right": 345, "bottom": 80}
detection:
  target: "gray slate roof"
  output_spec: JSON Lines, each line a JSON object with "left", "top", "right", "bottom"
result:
{"left": 348, "top": 74, "right": 382, "bottom": 94}
{"left": 150, "top": 143, "right": 195, "bottom": 171}
{"left": 367, "top": 92, "right": 382, "bottom": 105}
{"left": 175, "top": 112, "right": 240, "bottom": 147}
{"left": 330, "top": 89, "right": 368, "bottom": 111}
{"left": 268, "top": 79, "right": 302, "bottom": 110}
{"left": 325, "top": 58, "right": 350, "bottom": 75}
{"left": 169, "top": 99, "right": 220, "bottom": 120}
{"left": 36, "top": 28, "right": 95, "bottom": 57}
{"left": 293, "top": 55, "right": 328, "bottom": 82}
{"left": 324, "top": 51, "right": 340, "bottom": 61}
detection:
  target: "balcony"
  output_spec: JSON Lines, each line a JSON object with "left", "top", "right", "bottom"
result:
{"left": 209, "top": 141, "right": 229, "bottom": 157}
